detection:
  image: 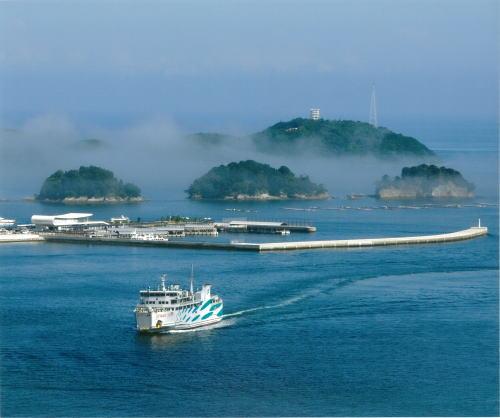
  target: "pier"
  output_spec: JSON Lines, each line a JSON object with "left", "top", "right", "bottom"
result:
{"left": 215, "top": 219, "right": 316, "bottom": 234}
{"left": 39, "top": 226, "right": 488, "bottom": 252}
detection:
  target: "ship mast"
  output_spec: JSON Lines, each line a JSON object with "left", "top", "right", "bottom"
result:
{"left": 190, "top": 264, "right": 194, "bottom": 299}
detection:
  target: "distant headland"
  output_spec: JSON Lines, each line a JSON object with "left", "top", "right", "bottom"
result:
{"left": 186, "top": 160, "right": 329, "bottom": 200}
{"left": 36, "top": 166, "right": 143, "bottom": 204}
{"left": 190, "top": 118, "right": 434, "bottom": 159}
{"left": 376, "top": 164, "right": 475, "bottom": 199}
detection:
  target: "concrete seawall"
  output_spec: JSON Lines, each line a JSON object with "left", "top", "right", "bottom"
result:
{"left": 238, "top": 226, "right": 489, "bottom": 251}
{"left": 41, "top": 226, "right": 488, "bottom": 252}
{"left": 0, "top": 233, "right": 45, "bottom": 243}
{"left": 42, "top": 234, "right": 249, "bottom": 251}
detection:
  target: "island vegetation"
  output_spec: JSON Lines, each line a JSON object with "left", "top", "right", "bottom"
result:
{"left": 376, "top": 164, "right": 474, "bottom": 199}
{"left": 253, "top": 118, "right": 434, "bottom": 157}
{"left": 187, "top": 118, "right": 434, "bottom": 159}
{"left": 36, "top": 165, "right": 143, "bottom": 203}
{"left": 186, "top": 160, "right": 329, "bottom": 200}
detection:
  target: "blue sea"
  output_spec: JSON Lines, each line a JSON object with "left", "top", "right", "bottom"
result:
{"left": 1, "top": 120, "right": 499, "bottom": 416}
{"left": 0, "top": 193, "right": 498, "bottom": 416}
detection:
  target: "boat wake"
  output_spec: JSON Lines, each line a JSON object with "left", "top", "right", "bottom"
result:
{"left": 166, "top": 318, "right": 237, "bottom": 334}
{"left": 223, "top": 289, "right": 320, "bottom": 319}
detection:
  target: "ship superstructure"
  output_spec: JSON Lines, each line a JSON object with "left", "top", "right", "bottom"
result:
{"left": 134, "top": 273, "right": 223, "bottom": 332}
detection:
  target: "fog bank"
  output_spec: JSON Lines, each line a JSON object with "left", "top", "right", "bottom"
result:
{"left": 1, "top": 114, "right": 497, "bottom": 200}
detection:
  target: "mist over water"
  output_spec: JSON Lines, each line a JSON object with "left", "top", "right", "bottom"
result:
{"left": 0, "top": 114, "right": 497, "bottom": 200}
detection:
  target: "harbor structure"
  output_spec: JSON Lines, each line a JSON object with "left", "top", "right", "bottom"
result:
{"left": 40, "top": 224, "right": 487, "bottom": 252}
{"left": 0, "top": 217, "right": 16, "bottom": 228}
{"left": 310, "top": 108, "right": 321, "bottom": 120}
{"left": 215, "top": 220, "right": 316, "bottom": 234}
{"left": 31, "top": 213, "right": 108, "bottom": 230}
{"left": 0, "top": 229, "right": 44, "bottom": 242}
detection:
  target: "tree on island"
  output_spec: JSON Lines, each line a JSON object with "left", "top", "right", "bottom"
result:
{"left": 37, "top": 165, "right": 142, "bottom": 201}
{"left": 186, "top": 160, "right": 328, "bottom": 200}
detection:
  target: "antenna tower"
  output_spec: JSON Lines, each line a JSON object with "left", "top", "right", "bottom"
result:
{"left": 369, "top": 85, "right": 378, "bottom": 127}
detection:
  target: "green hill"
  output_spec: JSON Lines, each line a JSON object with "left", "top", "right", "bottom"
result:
{"left": 37, "top": 165, "right": 142, "bottom": 203}
{"left": 253, "top": 118, "right": 434, "bottom": 157}
{"left": 187, "top": 160, "right": 329, "bottom": 200}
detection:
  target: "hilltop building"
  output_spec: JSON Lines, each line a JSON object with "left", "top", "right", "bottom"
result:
{"left": 310, "top": 108, "right": 320, "bottom": 120}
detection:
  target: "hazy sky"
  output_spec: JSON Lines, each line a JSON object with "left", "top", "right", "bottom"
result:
{"left": 0, "top": 0, "right": 498, "bottom": 132}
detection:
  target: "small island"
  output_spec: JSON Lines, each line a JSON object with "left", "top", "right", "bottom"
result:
{"left": 376, "top": 164, "right": 475, "bottom": 199}
{"left": 186, "top": 160, "right": 329, "bottom": 200}
{"left": 36, "top": 165, "right": 143, "bottom": 204}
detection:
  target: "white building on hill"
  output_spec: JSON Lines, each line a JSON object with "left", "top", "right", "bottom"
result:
{"left": 310, "top": 108, "right": 320, "bottom": 120}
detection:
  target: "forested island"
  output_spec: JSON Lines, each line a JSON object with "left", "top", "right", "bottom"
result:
{"left": 36, "top": 166, "right": 143, "bottom": 203}
{"left": 376, "top": 164, "right": 474, "bottom": 199}
{"left": 189, "top": 118, "right": 434, "bottom": 158}
{"left": 186, "top": 160, "right": 329, "bottom": 200}
{"left": 253, "top": 118, "right": 434, "bottom": 157}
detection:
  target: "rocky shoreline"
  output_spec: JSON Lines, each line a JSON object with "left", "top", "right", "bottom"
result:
{"left": 377, "top": 184, "right": 474, "bottom": 199}
{"left": 37, "top": 196, "right": 144, "bottom": 204}
{"left": 376, "top": 164, "right": 475, "bottom": 200}
{"left": 191, "top": 192, "right": 330, "bottom": 201}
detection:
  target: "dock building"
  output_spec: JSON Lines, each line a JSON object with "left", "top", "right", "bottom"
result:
{"left": 31, "top": 213, "right": 108, "bottom": 230}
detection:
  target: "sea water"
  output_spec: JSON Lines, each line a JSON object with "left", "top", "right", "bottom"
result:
{"left": 0, "top": 195, "right": 498, "bottom": 416}
{"left": 0, "top": 126, "right": 499, "bottom": 416}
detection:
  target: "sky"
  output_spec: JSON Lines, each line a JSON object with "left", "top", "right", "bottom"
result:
{"left": 0, "top": 0, "right": 498, "bottom": 199}
{"left": 0, "top": 0, "right": 498, "bottom": 133}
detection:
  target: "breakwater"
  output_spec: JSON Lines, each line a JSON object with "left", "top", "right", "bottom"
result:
{"left": 40, "top": 226, "right": 488, "bottom": 252}
{"left": 0, "top": 233, "right": 44, "bottom": 243}
{"left": 242, "top": 226, "right": 488, "bottom": 251}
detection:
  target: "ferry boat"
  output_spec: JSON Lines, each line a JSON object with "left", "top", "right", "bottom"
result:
{"left": 134, "top": 273, "right": 224, "bottom": 332}
{"left": 0, "top": 217, "right": 15, "bottom": 227}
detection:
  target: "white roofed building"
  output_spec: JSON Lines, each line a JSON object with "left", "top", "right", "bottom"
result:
{"left": 31, "top": 213, "right": 108, "bottom": 230}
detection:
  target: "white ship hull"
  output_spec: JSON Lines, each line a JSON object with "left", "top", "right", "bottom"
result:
{"left": 136, "top": 298, "right": 224, "bottom": 333}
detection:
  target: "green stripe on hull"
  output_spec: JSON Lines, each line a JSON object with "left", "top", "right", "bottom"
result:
{"left": 201, "top": 300, "right": 212, "bottom": 310}
{"left": 210, "top": 303, "right": 222, "bottom": 311}
{"left": 201, "top": 312, "right": 213, "bottom": 320}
